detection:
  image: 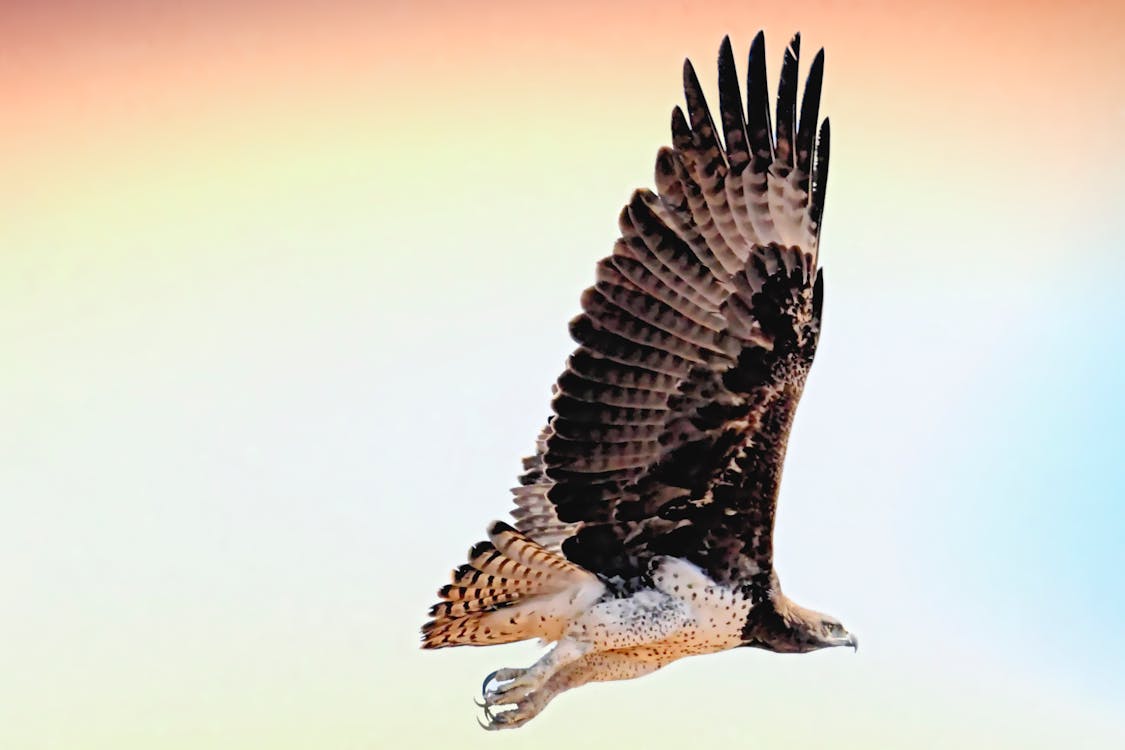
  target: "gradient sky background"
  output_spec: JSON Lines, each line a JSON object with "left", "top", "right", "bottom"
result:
{"left": 3, "top": 1, "right": 1125, "bottom": 748}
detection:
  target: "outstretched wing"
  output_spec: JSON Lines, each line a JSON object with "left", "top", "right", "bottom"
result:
{"left": 510, "top": 33, "right": 829, "bottom": 591}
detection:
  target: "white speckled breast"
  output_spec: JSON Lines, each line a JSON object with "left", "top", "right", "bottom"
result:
{"left": 649, "top": 556, "right": 754, "bottom": 654}
{"left": 564, "top": 556, "right": 753, "bottom": 666}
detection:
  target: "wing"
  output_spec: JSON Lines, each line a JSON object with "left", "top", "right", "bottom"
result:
{"left": 509, "top": 33, "right": 829, "bottom": 590}
{"left": 510, "top": 426, "right": 580, "bottom": 552}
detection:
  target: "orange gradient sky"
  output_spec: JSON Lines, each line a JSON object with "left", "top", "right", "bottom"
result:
{"left": 3, "top": 3, "right": 1125, "bottom": 749}
{"left": 5, "top": 0, "right": 1124, "bottom": 289}
{"left": 5, "top": 1, "right": 1125, "bottom": 161}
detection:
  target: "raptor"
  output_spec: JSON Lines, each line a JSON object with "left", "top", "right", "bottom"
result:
{"left": 422, "top": 31, "right": 856, "bottom": 730}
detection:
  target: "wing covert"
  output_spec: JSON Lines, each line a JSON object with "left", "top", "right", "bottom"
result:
{"left": 509, "top": 32, "right": 830, "bottom": 589}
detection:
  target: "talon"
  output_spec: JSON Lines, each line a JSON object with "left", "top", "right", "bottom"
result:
{"left": 480, "top": 669, "right": 499, "bottom": 696}
{"left": 473, "top": 666, "right": 543, "bottom": 729}
{"left": 474, "top": 699, "right": 495, "bottom": 730}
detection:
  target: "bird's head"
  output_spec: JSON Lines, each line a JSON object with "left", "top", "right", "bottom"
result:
{"left": 747, "top": 597, "right": 858, "bottom": 653}
{"left": 808, "top": 613, "right": 858, "bottom": 652}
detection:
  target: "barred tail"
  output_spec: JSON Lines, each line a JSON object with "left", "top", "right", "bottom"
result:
{"left": 421, "top": 521, "right": 605, "bottom": 649}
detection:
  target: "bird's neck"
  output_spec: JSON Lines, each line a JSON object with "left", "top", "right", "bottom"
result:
{"left": 741, "top": 588, "right": 824, "bottom": 653}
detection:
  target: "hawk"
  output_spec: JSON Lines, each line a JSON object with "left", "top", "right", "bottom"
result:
{"left": 421, "top": 31, "right": 856, "bottom": 730}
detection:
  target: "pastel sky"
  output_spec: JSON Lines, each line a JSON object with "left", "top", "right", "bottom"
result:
{"left": 2, "top": 2, "right": 1124, "bottom": 748}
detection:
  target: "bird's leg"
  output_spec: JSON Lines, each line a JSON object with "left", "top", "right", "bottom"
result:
{"left": 479, "top": 648, "right": 670, "bottom": 730}
{"left": 481, "top": 637, "right": 591, "bottom": 705}
{"left": 480, "top": 558, "right": 701, "bottom": 730}
{"left": 482, "top": 583, "right": 686, "bottom": 708}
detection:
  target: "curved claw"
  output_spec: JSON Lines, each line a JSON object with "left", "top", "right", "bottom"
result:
{"left": 477, "top": 705, "right": 504, "bottom": 731}
{"left": 474, "top": 698, "right": 495, "bottom": 730}
{"left": 480, "top": 669, "right": 500, "bottom": 697}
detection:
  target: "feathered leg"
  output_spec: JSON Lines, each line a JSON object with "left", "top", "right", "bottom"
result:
{"left": 479, "top": 556, "right": 700, "bottom": 729}
{"left": 480, "top": 648, "right": 671, "bottom": 730}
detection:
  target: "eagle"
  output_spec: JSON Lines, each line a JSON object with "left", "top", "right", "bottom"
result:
{"left": 421, "top": 31, "right": 856, "bottom": 730}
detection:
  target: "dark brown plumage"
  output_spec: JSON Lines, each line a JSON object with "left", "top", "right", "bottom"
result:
{"left": 421, "top": 33, "right": 854, "bottom": 731}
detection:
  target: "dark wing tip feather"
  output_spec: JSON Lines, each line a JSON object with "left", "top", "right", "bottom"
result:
{"left": 654, "top": 145, "right": 678, "bottom": 180}
{"left": 750, "top": 29, "right": 766, "bottom": 55}
{"left": 811, "top": 118, "right": 831, "bottom": 231}
{"left": 671, "top": 105, "right": 692, "bottom": 151}
{"left": 746, "top": 30, "right": 773, "bottom": 170}
{"left": 775, "top": 33, "right": 801, "bottom": 169}
{"left": 681, "top": 57, "right": 702, "bottom": 111}
{"left": 796, "top": 48, "right": 825, "bottom": 176}
{"left": 683, "top": 53, "right": 738, "bottom": 182}
{"left": 717, "top": 34, "right": 750, "bottom": 171}
{"left": 682, "top": 56, "right": 696, "bottom": 84}
{"left": 681, "top": 58, "right": 720, "bottom": 151}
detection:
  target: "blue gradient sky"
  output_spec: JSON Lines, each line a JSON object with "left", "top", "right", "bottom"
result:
{"left": 2, "top": 1, "right": 1124, "bottom": 748}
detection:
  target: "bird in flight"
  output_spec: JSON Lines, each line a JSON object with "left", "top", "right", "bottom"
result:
{"left": 421, "top": 31, "right": 855, "bottom": 730}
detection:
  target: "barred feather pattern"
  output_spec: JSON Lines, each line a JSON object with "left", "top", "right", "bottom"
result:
{"left": 421, "top": 522, "right": 605, "bottom": 648}
{"left": 510, "top": 427, "right": 579, "bottom": 553}
{"left": 508, "top": 32, "right": 830, "bottom": 591}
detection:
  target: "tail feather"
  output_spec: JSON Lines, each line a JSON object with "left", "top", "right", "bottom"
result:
{"left": 487, "top": 521, "right": 590, "bottom": 577}
{"left": 421, "top": 522, "right": 605, "bottom": 649}
{"left": 428, "top": 589, "right": 522, "bottom": 619}
{"left": 442, "top": 578, "right": 540, "bottom": 601}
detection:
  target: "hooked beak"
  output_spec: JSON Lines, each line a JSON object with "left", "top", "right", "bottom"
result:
{"left": 846, "top": 632, "right": 859, "bottom": 652}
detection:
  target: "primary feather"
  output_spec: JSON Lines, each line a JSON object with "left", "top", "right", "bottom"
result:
{"left": 421, "top": 32, "right": 854, "bottom": 732}
{"left": 522, "top": 30, "right": 830, "bottom": 589}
